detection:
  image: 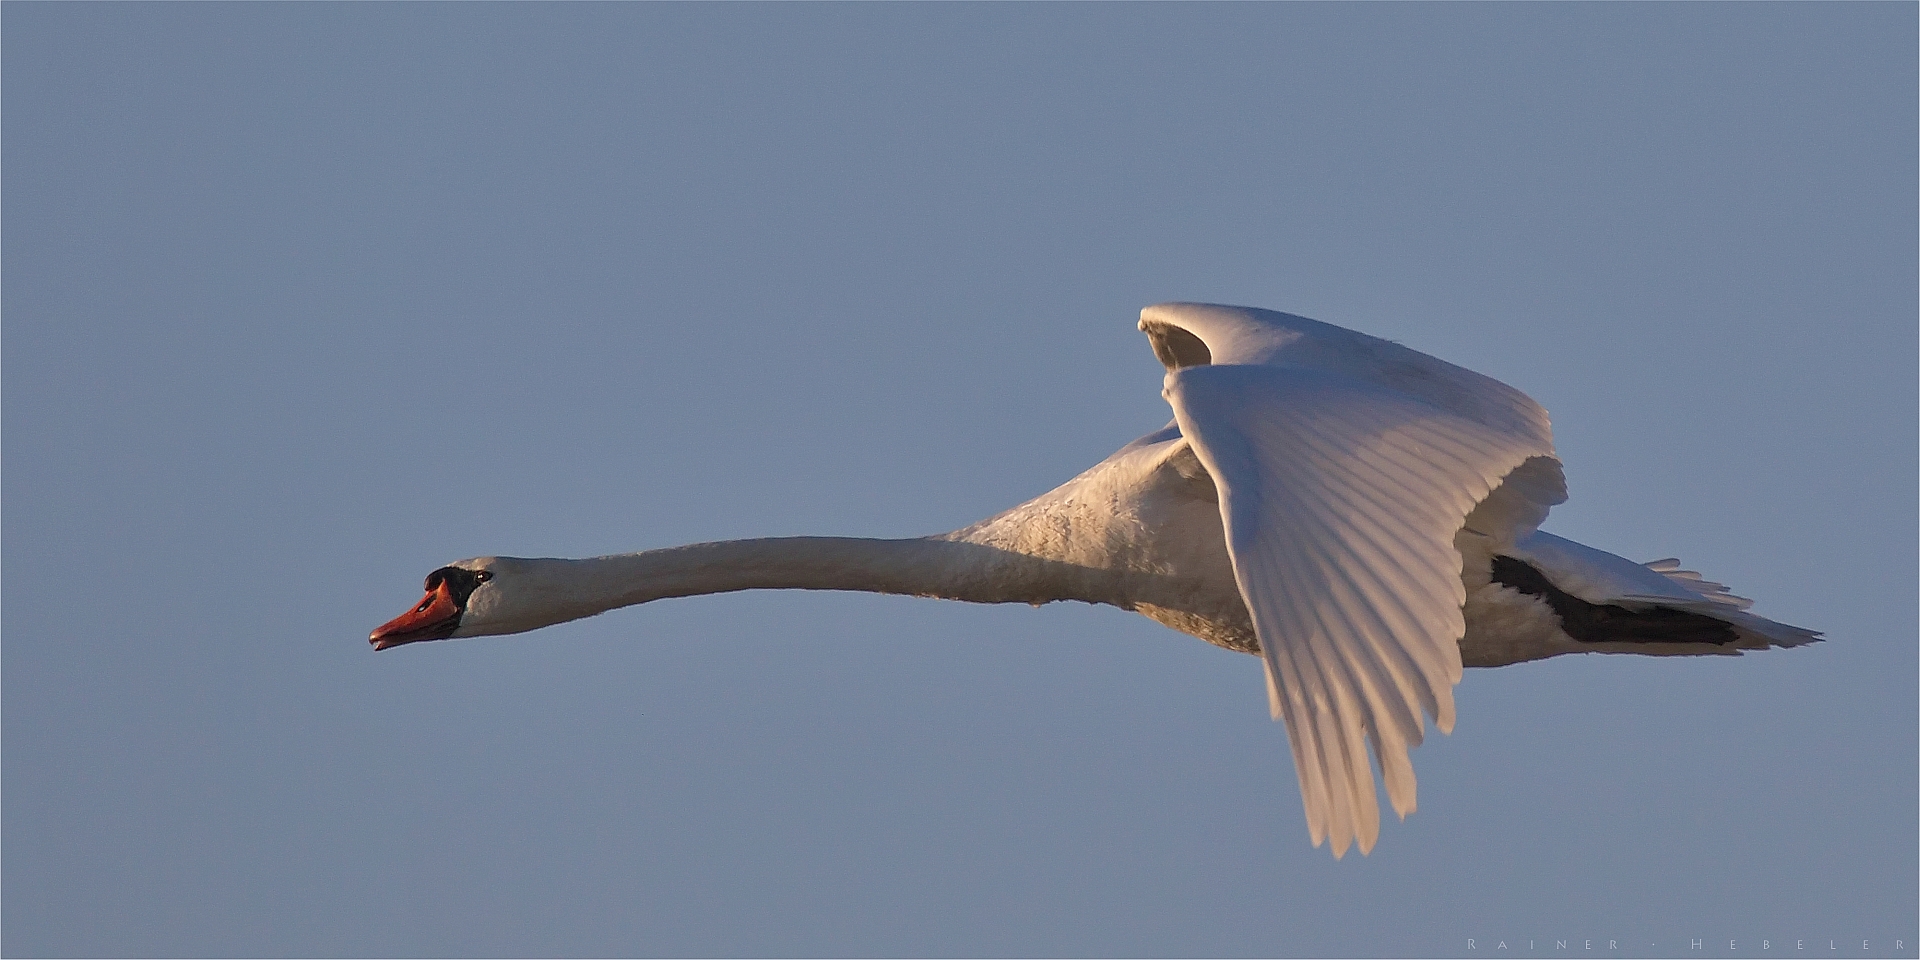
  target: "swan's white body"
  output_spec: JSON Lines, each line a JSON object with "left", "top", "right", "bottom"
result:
{"left": 373, "top": 303, "right": 1818, "bottom": 858}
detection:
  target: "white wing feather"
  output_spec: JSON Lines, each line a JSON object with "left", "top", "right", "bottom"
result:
{"left": 1166, "top": 363, "right": 1554, "bottom": 858}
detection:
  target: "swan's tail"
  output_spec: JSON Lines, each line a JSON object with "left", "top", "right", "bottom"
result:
{"left": 1634, "top": 557, "right": 1823, "bottom": 650}
{"left": 1504, "top": 531, "right": 1822, "bottom": 655}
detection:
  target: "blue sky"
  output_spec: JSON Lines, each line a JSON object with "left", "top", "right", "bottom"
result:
{"left": 5, "top": 5, "right": 1915, "bottom": 957}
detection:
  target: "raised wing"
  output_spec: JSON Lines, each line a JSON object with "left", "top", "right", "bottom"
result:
{"left": 1142, "top": 302, "right": 1555, "bottom": 451}
{"left": 1153, "top": 305, "right": 1560, "bottom": 858}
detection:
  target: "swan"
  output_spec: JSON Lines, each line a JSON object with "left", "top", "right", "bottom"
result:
{"left": 371, "top": 302, "right": 1818, "bottom": 858}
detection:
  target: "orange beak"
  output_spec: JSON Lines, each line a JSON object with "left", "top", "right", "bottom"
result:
{"left": 370, "top": 581, "right": 462, "bottom": 650}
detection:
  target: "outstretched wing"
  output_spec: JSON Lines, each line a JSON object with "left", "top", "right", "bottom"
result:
{"left": 1148, "top": 303, "right": 1560, "bottom": 858}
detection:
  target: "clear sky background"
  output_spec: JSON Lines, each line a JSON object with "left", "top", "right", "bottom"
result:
{"left": 5, "top": 5, "right": 1915, "bottom": 958}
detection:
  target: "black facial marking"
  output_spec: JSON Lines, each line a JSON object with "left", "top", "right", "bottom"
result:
{"left": 424, "top": 566, "right": 487, "bottom": 610}
{"left": 1490, "top": 555, "right": 1738, "bottom": 646}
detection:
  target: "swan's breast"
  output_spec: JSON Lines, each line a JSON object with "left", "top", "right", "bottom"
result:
{"left": 953, "top": 432, "right": 1252, "bottom": 650}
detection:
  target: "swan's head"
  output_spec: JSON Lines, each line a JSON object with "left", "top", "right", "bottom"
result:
{"left": 370, "top": 557, "right": 583, "bottom": 650}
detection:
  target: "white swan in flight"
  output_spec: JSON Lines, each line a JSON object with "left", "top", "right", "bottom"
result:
{"left": 372, "top": 302, "right": 1818, "bottom": 858}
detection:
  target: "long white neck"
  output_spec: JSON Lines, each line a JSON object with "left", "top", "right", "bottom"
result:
{"left": 477, "top": 535, "right": 1144, "bottom": 637}
{"left": 586, "top": 536, "right": 1079, "bottom": 606}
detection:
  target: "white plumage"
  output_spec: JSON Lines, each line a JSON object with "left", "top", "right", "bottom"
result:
{"left": 373, "top": 302, "right": 1819, "bottom": 858}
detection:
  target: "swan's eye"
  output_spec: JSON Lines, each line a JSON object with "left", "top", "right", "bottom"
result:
{"left": 475, "top": 571, "right": 493, "bottom": 584}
